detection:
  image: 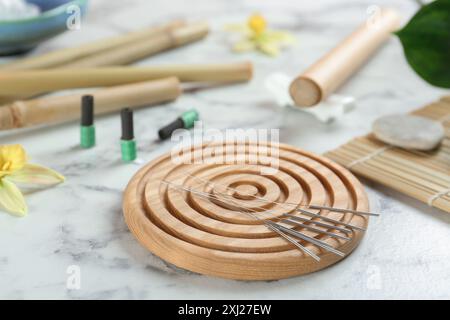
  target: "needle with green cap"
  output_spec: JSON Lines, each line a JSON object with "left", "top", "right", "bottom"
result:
{"left": 120, "top": 108, "right": 137, "bottom": 162}
{"left": 80, "top": 95, "right": 96, "bottom": 149}
{"left": 158, "top": 109, "right": 199, "bottom": 140}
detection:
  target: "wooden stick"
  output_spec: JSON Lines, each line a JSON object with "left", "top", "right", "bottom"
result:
{"left": 0, "top": 62, "right": 253, "bottom": 95}
{"left": 351, "top": 138, "right": 450, "bottom": 174}
{"left": 0, "top": 22, "right": 209, "bottom": 105}
{"left": 0, "top": 20, "right": 185, "bottom": 71}
{"left": 0, "top": 77, "right": 182, "bottom": 130}
{"left": 60, "top": 22, "right": 209, "bottom": 68}
{"left": 342, "top": 139, "right": 450, "bottom": 175}
{"left": 289, "top": 8, "right": 401, "bottom": 107}
{"left": 329, "top": 151, "right": 445, "bottom": 200}
{"left": 339, "top": 147, "right": 449, "bottom": 191}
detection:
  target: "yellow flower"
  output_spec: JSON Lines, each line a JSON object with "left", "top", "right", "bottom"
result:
{"left": 225, "top": 13, "right": 296, "bottom": 57}
{"left": 0, "top": 144, "right": 65, "bottom": 217}
{"left": 248, "top": 14, "right": 267, "bottom": 35}
{"left": 0, "top": 144, "right": 27, "bottom": 178}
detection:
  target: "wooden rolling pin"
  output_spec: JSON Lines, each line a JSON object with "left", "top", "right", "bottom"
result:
{"left": 289, "top": 8, "right": 401, "bottom": 107}
{"left": 0, "top": 77, "right": 181, "bottom": 130}
{"left": 0, "top": 62, "right": 252, "bottom": 95}
{"left": 0, "top": 20, "right": 185, "bottom": 71}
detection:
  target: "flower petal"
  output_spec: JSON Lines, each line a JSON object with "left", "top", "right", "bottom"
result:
{"left": 7, "top": 163, "right": 65, "bottom": 187}
{"left": 224, "top": 24, "right": 250, "bottom": 33}
{"left": 0, "top": 179, "right": 27, "bottom": 216}
{"left": 0, "top": 144, "right": 27, "bottom": 174}
{"left": 233, "top": 39, "right": 256, "bottom": 52}
{"left": 258, "top": 41, "right": 280, "bottom": 56}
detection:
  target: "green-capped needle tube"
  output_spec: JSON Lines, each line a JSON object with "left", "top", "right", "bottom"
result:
{"left": 120, "top": 108, "right": 137, "bottom": 162}
{"left": 180, "top": 109, "right": 199, "bottom": 129}
{"left": 80, "top": 95, "right": 96, "bottom": 148}
{"left": 158, "top": 109, "right": 199, "bottom": 140}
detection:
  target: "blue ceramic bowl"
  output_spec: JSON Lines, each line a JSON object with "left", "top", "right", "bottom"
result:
{"left": 0, "top": 0, "right": 88, "bottom": 56}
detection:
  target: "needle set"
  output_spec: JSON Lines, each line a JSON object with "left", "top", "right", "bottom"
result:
{"left": 162, "top": 177, "right": 379, "bottom": 262}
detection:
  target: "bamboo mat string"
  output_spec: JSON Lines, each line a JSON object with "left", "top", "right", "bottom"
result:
{"left": 428, "top": 189, "right": 450, "bottom": 206}
{"left": 347, "top": 146, "right": 392, "bottom": 168}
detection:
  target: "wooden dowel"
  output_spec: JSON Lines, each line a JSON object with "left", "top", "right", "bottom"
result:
{"left": 0, "top": 62, "right": 253, "bottom": 95}
{"left": 61, "top": 22, "right": 209, "bottom": 68}
{"left": 0, "top": 77, "right": 182, "bottom": 130}
{"left": 0, "top": 20, "right": 185, "bottom": 71}
{"left": 289, "top": 8, "right": 401, "bottom": 107}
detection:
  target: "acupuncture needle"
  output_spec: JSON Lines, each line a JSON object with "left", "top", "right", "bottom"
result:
{"left": 296, "top": 208, "right": 366, "bottom": 232}
{"left": 182, "top": 172, "right": 376, "bottom": 225}
{"left": 307, "top": 205, "right": 380, "bottom": 217}
{"left": 280, "top": 219, "right": 351, "bottom": 241}
{"left": 180, "top": 173, "right": 364, "bottom": 233}
{"left": 163, "top": 180, "right": 322, "bottom": 261}
{"left": 264, "top": 223, "right": 321, "bottom": 262}
{"left": 282, "top": 213, "right": 352, "bottom": 235}
{"left": 184, "top": 182, "right": 346, "bottom": 258}
{"left": 163, "top": 181, "right": 344, "bottom": 258}
{"left": 265, "top": 221, "right": 345, "bottom": 257}
{"left": 167, "top": 181, "right": 320, "bottom": 261}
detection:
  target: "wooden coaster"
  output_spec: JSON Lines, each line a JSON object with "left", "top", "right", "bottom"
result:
{"left": 123, "top": 141, "right": 369, "bottom": 280}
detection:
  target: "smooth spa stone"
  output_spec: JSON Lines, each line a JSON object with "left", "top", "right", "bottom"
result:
{"left": 372, "top": 114, "right": 445, "bottom": 150}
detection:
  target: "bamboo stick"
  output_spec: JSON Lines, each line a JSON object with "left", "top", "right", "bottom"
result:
{"left": 0, "top": 77, "right": 182, "bottom": 130}
{"left": 329, "top": 149, "right": 443, "bottom": 195}
{"left": 350, "top": 138, "right": 450, "bottom": 174}
{"left": 350, "top": 137, "right": 450, "bottom": 171}
{"left": 60, "top": 22, "right": 209, "bottom": 68}
{"left": 0, "top": 20, "right": 185, "bottom": 71}
{"left": 354, "top": 136, "right": 450, "bottom": 170}
{"left": 340, "top": 145, "right": 449, "bottom": 190}
{"left": 0, "top": 21, "right": 209, "bottom": 104}
{"left": 330, "top": 151, "right": 450, "bottom": 211}
{"left": 289, "top": 8, "right": 401, "bottom": 107}
{"left": 347, "top": 161, "right": 450, "bottom": 207}
{"left": 341, "top": 149, "right": 449, "bottom": 189}
{"left": 348, "top": 139, "right": 449, "bottom": 175}
{"left": 0, "top": 62, "right": 253, "bottom": 95}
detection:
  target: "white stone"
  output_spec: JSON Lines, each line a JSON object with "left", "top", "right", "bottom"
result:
{"left": 373, "top": 114, "right": 444, "bottom": 150}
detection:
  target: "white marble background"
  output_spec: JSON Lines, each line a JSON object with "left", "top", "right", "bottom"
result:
{"left": 0, "top": 0, "right": 449, "bottom": 299}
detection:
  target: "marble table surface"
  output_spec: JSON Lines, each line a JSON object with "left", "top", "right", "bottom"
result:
{"left": 1, "top": 0, "right": 449, "bottom": 300}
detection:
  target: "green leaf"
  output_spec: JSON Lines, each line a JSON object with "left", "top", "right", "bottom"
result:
{"left": 0, "top": 179, "right": 27, "bottom": 217}
{"left": 395, "top": 0, "right": 450, "bottom": 88}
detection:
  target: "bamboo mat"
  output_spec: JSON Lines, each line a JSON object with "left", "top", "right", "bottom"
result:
{"left": 325, "top": 96, "right": 450, "bottom": 213}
